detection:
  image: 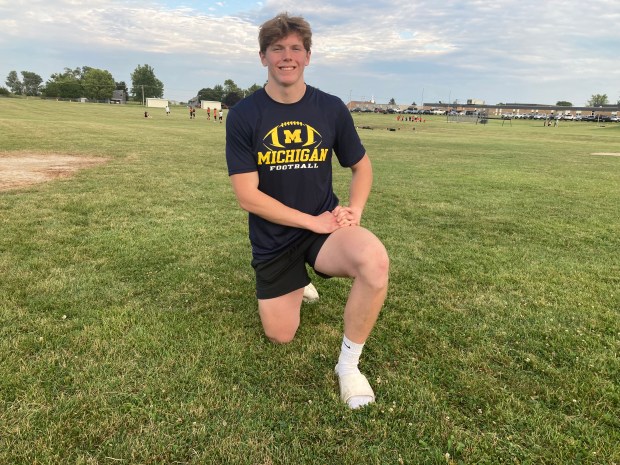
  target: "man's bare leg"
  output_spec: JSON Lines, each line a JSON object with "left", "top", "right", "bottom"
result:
{"left": 314, "top": 226, "right": 389, "bottom": 408}
{"left": 315, "top": 226, "right": 389, "bottom": 342}
{"left": 258, "top": 288, "right": 304, "bottom": 344}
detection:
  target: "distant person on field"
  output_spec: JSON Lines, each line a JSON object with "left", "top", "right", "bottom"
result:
{"left": 225, "top": 12, "right": 389, "bottom": 409}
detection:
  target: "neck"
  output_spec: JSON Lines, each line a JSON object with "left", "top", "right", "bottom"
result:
{"left": 265, "top": 82, "right": 307, "bottom": 104}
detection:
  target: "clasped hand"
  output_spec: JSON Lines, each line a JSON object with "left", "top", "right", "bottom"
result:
{"left": 312, "top": 206, "right": 361, "bottom": 234}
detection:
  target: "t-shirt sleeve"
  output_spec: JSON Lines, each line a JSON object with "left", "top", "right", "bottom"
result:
{"left": 225, "top": 107, "right": 258, "bottom": 176}
{"left": 333, "top": 101, "right": 366, "bottom": 168}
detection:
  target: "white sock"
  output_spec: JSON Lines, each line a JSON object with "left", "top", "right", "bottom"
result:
{"left": 335, "top": 335, "right": 364, "bottom": 377}
{"left": 335, "top": 335, "right": 374, "bottom": 409}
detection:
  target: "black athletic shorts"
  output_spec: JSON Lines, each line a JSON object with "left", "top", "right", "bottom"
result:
{"left": 251, "top": 232, "right": 332, "bottom": 300}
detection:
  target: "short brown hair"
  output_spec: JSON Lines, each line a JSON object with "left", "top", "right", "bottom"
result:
{"left": 258, "top": 13, "right": 312, "bottom": 54}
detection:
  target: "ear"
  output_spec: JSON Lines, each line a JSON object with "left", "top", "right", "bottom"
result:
{"left": 259, "top": 51, "right": 267, "bottom": 67}
{"left": 305, "top": 50, "right": 311, "bottom": 66}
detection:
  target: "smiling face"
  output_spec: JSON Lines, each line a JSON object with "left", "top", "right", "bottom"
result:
{"left": 260, "top": 33, "right": 311, "bottom": 94}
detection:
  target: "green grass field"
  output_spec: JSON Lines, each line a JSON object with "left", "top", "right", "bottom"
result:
{"left": 1, "top": 98, "right": 619, "bottom": 464}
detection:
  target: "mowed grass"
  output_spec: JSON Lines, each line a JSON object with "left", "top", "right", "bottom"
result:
{"left": 0, "top": 98, "right": 619, "bottom": 464}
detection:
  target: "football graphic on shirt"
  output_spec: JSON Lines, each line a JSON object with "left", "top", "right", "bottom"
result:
{"left": 263, "top": 121, "right": 323, "bottom": 151}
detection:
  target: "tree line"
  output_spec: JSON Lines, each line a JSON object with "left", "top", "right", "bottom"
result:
{"left": 4, "top": 66, "right": 615, "bottom": 107}
{"left": 196, "top": 80, "right": 264, "bottom": 108}
{"left": 3, "top": 65, "right": 159, "bottom": 102}
{"left": 2, "top": 65, "right": 263, "bottom": 105}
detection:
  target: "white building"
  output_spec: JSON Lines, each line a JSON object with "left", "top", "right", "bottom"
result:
{"left": 200, "top": 100, "right": 222, "bottom": 111}
{"left": 146, "top": 98, "right": 169, "bottom": 108}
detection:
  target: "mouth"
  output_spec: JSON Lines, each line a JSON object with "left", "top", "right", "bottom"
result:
{"left": 279, "top": 65, "right": 296, "bottom": 71}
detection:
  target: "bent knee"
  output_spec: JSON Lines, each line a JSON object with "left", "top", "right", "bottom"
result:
{"left": 360, "top": 243, "right": 390, "bottom": 286}
{"left": 265, "top": 329, "right": 297, "bottom": 344}
{"left": 262, "top": 322, "right": 299, "bottom": 344}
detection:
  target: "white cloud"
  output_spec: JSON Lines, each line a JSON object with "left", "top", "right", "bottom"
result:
{"left": 1, "top": 0, "right": 619, "bottom": 105}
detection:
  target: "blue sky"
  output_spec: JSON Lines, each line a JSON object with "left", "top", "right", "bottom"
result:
{"left": 1, "top": 0, "right": 619, "bottom": 106}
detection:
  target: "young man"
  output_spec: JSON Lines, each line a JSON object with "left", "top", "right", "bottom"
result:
{"left": 225, "top": 13, "right": 389, "bottom": 409}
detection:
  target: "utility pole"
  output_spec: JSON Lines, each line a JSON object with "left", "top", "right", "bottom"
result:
{"left": 141, "top": 85, "right": 145, "bottom": 106}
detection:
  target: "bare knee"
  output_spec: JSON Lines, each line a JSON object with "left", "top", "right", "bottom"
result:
{"left": 258, "top": 289, "right": 303, "bottom": 344}
{"left": 360, "top": 243, "right": 390, "bottom": 290}
{"left": 264, "top": 326, "right": 298, "bottom": 344}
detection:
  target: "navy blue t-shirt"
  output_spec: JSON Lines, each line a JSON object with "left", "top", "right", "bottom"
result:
{"left": 226, "top": 86, "right": 366, "bottom": 260}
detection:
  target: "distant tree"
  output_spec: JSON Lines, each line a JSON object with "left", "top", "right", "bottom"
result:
{"left": 43, "top": 68, "right": 83, "bottom": 98}
{"left": 21, "top": 71, "right": 43, "bottom": 96}
{"left": 0, "top": 87, "right": 10, "bottom": 96}
{"left": 587, "top": 94, "right": 608, "bottom": 106}
{"left": 198, "top": 80, "right": 265, "bottom": 106}
{"left": 116, "top": 81, "right": 129, "bottom": 94}
{"left": 79, "top": 66, "right": 93, "bottom": 79}
{"left": 130, "top": 64, "right": 164, "bottom": 102}
{"left": 389, "top": 98, "right": 396, "bottom": 105}
{"left": 197, "top": 86, "right": 224, "bottom": 102}
{"left": 245, "top": 83, "right": 263, "bottom": 97}
{"left": 60, "top": 67, "right": 86, "bottom": 80}
{"left": 556, "top": 101, "right": 572, "bottom": 107}
{"left": 42, "top": 80, "right": 60, "bottom": 98}
{"left": 212, "top": 84, "right": 225, "bottom": 101}
{"left": 223, "top": 79, "right": 242, "bottom": 96}
{"left": 223, "top": 91, "right": 243, "bottom": 107}
{"left": 82, "top": 68, "right": 115, "bottom": 100}
{"left": 5, "top": 71, "right": 22, "bottom": 94}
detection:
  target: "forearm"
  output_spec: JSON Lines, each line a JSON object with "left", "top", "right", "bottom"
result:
{"left": 230, "top": 172, "right": 341, "bottom": 233}
{"left": 236, "top": 188, "right": 315, "bottom": 229}
{"left": 348, "top": 154, "right": 373, "bottom": 212}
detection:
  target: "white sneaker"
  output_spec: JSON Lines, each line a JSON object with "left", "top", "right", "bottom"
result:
{"left": 302, "top": 283, "right": 319, "bottom": 303}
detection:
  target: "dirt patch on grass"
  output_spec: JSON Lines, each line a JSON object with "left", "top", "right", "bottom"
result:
{"left": 0, "top": 153, "right": 109, "bottom": 192}
{"left": 591, "top": 153, "right": 620, "bottom": 157}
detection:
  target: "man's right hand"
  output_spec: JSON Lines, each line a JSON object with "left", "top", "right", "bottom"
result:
{"left": 310, "top": 211, "right": 343, "bottom": 234}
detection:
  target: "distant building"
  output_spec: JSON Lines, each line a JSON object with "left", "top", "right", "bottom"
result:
{"left": 146, "top": 98, "right": 169, "bottom": 108}
{"left": 200, "top": 100, "right": 222, "bottom": 111}
{"left": 424, "top": 101, "right": 619, "bottom": 118}
{"left": 111, "top": 90, "right": 127, "bottom": 104}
